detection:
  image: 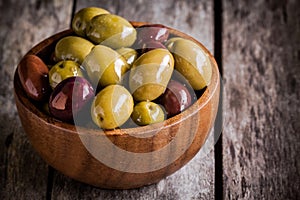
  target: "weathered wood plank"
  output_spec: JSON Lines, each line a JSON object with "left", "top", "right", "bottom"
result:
{"left": 76, "top": 0, "right": 214, "bottom": 52}
{"left": 223, "top": 0, "right": 300, "bottom": 199}
{"left": 0, "top": 0, "right": 73, "bottom": 199}
{"left": 51, "top": 0, "right": 215, "bottom": 199}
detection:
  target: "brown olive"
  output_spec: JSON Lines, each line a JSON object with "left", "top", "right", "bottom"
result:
{"left": 17, "top": 54, "right": 51, "bottom": 101}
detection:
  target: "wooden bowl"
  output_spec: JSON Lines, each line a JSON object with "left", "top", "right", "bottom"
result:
{"left": 13, "top": 22, "right": 220, "bottom": 189}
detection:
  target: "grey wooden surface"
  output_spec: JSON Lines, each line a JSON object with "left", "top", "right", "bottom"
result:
{"left": 0, "top": 0, "right": 299, "bottom": 199}
{"left": 222, "top": 0, "right": 300, "bottom": 199}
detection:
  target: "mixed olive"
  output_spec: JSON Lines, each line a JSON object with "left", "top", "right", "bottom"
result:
{"left": 18, "top": 7, "right": 212, "bottom": 130}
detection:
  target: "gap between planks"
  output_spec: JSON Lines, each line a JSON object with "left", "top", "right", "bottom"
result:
{"left": 213, "top": 0, "right": 224, "bottom": 199}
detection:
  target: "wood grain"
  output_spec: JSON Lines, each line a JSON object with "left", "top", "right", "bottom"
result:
{"left": 50, "top": 0, "right": 216, "bottom": 199}
{"left": 222, "top": 0, "right": 300, "bottom": 199}
{"left": 0, "top": 0, "right": 73, "bottom": 199}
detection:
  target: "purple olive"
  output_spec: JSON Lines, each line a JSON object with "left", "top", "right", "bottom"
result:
{"left": 137, "top": 24, "right": 169, "bottom": 43}
{"left": 139, "top": 40, "right": 167, "bottom": 54}
{"left": 49, "top": 76, "right": 94, "bottom": 122}
{"left": 160, "top": 80, "right": 192, "bottom": 117}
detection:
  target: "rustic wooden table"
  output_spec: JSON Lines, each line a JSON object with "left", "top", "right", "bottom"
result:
{"left": 0, "top": 0, "right": 299, "bottom": 199}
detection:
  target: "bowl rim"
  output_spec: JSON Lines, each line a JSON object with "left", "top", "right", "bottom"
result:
{"left": 14, "top": 21, "right": 220, "bottom": 137}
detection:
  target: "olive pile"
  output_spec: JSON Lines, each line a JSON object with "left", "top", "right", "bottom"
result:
{"left": 18, "top": 7, "right": 212, "bottom": 130}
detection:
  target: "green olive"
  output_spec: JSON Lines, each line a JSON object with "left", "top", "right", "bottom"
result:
{"left": 48, "top": 60, "right": 83, "bottom": 89}
{"left": 72, "top": 7, "right": 110, "bottom": 37}
{"left": 86, "top": 14, "right": 136, "bottom": 49}
{"left": 164, "top": 37, "right": 183, "bottom": 49}
{"left": 129, "top": 48, "right": 174, "bottom": 101}
{"left": 91, "top": 85, "right": 134, "bottom": 129}
{"left": 116, "top": 47, "right": 137, "bottom": 66}
{"left": 82, "top": 45, "right": 130, "bottom": 88}
{"left": 167, "top": 38, "right": 212, "bottom": 90}
{"left": 54, "top": 36, "right": 94, "bottom": 64}
{"left": 131, "top": 101, "right": 165, "bottom": 126}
